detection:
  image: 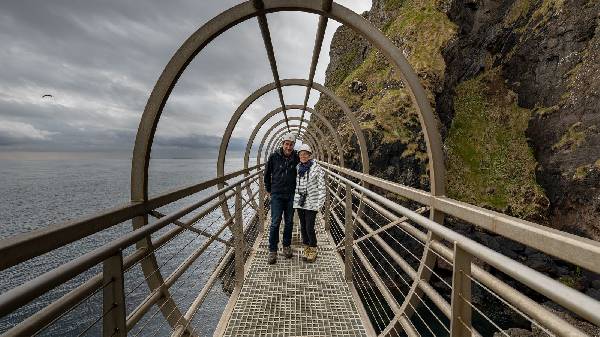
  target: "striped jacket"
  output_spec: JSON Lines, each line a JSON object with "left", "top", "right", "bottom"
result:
{"left": 293, "top": 161, "right": 326, "bottom": 211}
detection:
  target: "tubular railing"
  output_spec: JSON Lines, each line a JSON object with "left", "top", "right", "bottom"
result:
{"left": 320, "top": 161, "right": 600, "bottom": 337}
{"left": 0, "top": 165, "right": 265, "bottom": 337}
{"left": 1, "top": 160, "right": 599, "bottom": 337}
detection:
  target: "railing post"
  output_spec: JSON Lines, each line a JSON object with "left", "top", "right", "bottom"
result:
{"left": 344, "top": 182, "right": 354, "bottom": 282}
{"left": 451, "top": 242, "right": 472, "bottom": 337}
{"left": 258, "top": 172, "right": 266, "bottom": 235}
{"left": 102, "top": 251, "right": 126, "bottom": 337}
{"left": 233, "top": 185, "right": 245, "bottom": 287}
{"left": 323, "top": 172, "right": 331, "bottom": 233}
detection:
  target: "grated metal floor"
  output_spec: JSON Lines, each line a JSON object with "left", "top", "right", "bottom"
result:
{"left": 222, "top": 212, "right": 368, "bottom": 337}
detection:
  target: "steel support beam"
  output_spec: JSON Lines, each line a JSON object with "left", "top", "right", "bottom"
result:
{"left": 297, "top": 0, "right": 332, "bottom": 135}
{"left": 344, "top": 182, "right": 354, "bottom": 282}
{"left": 252, "top": 0, "right": 290, "bottom": 131}
{"left": 233, "top": 185, "right": 245, "bottom": 287}
{"left": 324, "top": 173, "right": 331, "bottom": 232}
{"left": 450, "top": 243, "right": 472, "bottom": 337}
{"left": 102, "top": 253, "right": 126, "bottom": 337}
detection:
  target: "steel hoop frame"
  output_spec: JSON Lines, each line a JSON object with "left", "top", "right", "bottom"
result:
{"left": 131, "top": 1, "right": 444, "bottom": 333}
{"left": 262, "top": 122, "right": 324, "bottom": 162}
{"left": 244, "top": 105, "right": 344, "bottom": 169}
{"left": 216, "top": 78, "right": 370, "bottom": 219}
{"left": 242, "top": 107, "right": 341, "bottom": 206}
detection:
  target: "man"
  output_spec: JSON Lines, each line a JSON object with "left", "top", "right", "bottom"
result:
{"left": 264, "top": 132, "right": 299, "bottom": 264}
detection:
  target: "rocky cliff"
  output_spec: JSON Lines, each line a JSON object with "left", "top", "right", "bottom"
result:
{"left": 310, "top": 0, "right": 600, "bottom": 239}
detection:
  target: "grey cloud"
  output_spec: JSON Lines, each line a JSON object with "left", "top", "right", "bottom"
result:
{"left": 0, "top": 0, "right": 371, "bottom": 158}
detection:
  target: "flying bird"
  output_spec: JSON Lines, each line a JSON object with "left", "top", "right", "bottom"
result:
{"left": 42, "top": 94, "right": 53, "bottom": 99}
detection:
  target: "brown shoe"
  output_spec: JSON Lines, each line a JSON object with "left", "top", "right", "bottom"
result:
{"left": 283, "top": 246, "right": 293, "bottom": 259}
{"left": 268, "top": 251, "right": 277, "bottom": 264}
{"left": 303, "top": 246, "right": 310, "bottom": 261}
{"left": 307, "top": 247, "right": 318, "bottom": 263}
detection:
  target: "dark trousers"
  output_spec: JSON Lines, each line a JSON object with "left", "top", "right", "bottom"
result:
{"left": 269, "top": 193, "right": 294, "bottom": 252}
{"left": 298, "top": 209, "right": 317, "bottom": 247}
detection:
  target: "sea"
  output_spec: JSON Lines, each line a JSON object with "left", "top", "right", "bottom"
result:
{"left": 0, "top": 157, "right": 249, "bottom": 336}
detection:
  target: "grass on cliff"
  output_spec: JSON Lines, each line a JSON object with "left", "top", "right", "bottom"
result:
{"left": 504, "top": 0, "right": 532, "bottom": 26}
{"left": 331, "top": 0, "right": 455, "bottom": 151}
{"left": 552, "top": 122, "right": 586, "bottom": 152}
{"left": 445, "top": 70, "right": 549, "bottom": 219}
{"left": 384, "top": 0, "right": 405, "bottom": 11}
{"left": 385, "top": 3, "right": 456, "bottom": 77}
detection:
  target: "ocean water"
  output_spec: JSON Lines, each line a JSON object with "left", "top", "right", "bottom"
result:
{"left": 0, "top": 157, "right": 248, "bottom": 336}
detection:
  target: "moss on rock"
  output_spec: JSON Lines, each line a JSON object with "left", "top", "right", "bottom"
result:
{"left": 384, "top": 0, "right": 405, "bottom": 11}
{"left": 325, "top": 0, "right": 457, "bottom": 169}
{"left": 552, "top": 122, "right": 586, "bottom": 153}
{"left": 504, "top": 0, "right": 532, "bottom": 26}
{"left": 445, "top": 70, "right": 549, "bottom": 220}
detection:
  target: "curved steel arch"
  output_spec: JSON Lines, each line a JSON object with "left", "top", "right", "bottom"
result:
{"left": 242, "top": 112, "right": 334, "bottom": 206}
{"left": 216, "top": 78, "right": 370, "bottom": 194}
{"left": 263, "top": 122, "right": 330, "bottom": 165}
{"left": 244, "top": 104, "right": 344, "bottom": 171}
{"left": 264, "top": 127, "right": 322, "bottom": 166}
{"left": 131, "top": 1, "right": 445, "bottom": 332}
{"left": 265, "top": 118, "right": 327, "bottom": 157}
{"left": 262, "top": 121, "right": 324, "bottom": 162}
{"left": 239, "top": 105, "right": 342, "bottom": 211}
{"left": 216, "top": 78, "right": 366, "bottom": 219}
{"left": 261, "top": 124, "right": 322, "bottom": 164}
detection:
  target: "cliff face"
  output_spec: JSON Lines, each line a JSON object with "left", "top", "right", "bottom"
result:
{"left": 311, "top": 0, "right": 600, "bottom": 239}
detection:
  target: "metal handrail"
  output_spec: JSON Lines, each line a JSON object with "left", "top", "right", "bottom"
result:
{"left": 323, "top": 166, "right": 600, "bottom": 328}
{"left": 3, "top": 190, "right": 236, "bottom": 337}
{"left": 0, "top": 170, "right": 261, "bottom": 318}
{"left": 0, "top": 164, "right": 263, "bottom": 272}
{"left": 319, "top": 161, "right": 600, "bottom": 275}
{"left": 327, "top": 176, "right": 589, "bottom": 337}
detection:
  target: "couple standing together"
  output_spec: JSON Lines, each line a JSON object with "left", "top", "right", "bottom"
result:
{"left": 263, "top": 132, "right": 326, "bottom": 264}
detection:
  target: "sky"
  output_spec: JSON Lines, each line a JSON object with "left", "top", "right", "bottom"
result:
{"left": 0, "top": 1, "right": 372, "bottom": 159}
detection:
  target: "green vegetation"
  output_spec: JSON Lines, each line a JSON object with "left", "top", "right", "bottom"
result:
{"left": 327, "top": 43, "right": 362, "bottom": 89}
{"left": 573, "top": 165, "right": 591, "bottom": 181}
{"left": 384, "top": 0, "right": 405, "bottom": 11}
{"left": 504, "top": 0, "right": 532, "bottom": 26}
{"left": 552, "top": 122, "right": 586, "bottom": 152}
{"left": 573, "top": 159, "right": 600, "bottom": 181}
{"left": 445, "top": 70, "right": 549, "bottom": 219}
{"left": 331, "top": 0, "right": 456, "bottom": 153}
{"left": 385, "top": 3, "right": 456, "bottom": 77}
{"left": 533, "top": 104, "right": 559, "bottom": 117}
{"left": 559, "top": 267, "right": 583, "bottom": 289}
{"left": 532, "top": 0, "right": 565, "bottom": 21}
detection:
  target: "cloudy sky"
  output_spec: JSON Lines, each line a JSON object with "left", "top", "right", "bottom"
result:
{"left": 0, "top": 1, "right": 371, "bottom": 159}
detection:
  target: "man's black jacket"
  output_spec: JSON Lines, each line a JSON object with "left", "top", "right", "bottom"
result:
{"left": 264, "top": 148, "right": 299, "bottom": 195}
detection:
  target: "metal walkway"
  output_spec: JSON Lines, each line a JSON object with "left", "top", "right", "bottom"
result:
{"left": 221, "top": 214, "right": 367, "bottom": 337}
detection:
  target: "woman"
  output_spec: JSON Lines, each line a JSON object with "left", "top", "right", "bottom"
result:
{"left": 293, "top": 144, "right": 326, "bottom": 262}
